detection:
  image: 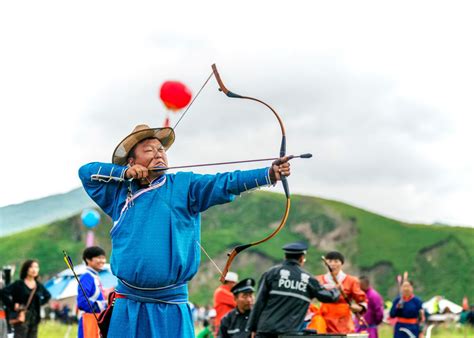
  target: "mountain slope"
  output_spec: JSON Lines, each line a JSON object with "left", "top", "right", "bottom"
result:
{"left": 0, "top": 191, "right": 472, "bottom": 306}
{"left": 0, "top": 188, "right": 94, "bottom": 237}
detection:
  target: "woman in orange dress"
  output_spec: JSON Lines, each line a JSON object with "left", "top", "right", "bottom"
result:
{"left": 316, "top": 251, "right": 367, "bottom": 333}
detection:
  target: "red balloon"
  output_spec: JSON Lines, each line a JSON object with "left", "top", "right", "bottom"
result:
{"left": 159, "top": 81, "right": 192, "bottom": 111}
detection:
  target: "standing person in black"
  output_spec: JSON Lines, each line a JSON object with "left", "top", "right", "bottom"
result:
{"left": 246, "top": 243, "right": 340, "bottom": 338}
{"left": 218, "top": 278, "right": 255, "bottom": 338}
{"left": 0, "top": 260, "right": 51, "bottom": 338}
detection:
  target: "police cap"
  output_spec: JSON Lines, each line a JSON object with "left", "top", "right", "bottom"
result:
{"left": 231, "top": 278, "right": 255, "bottom": 295}
{"left": 282, "top": 242, "right": 308, "bottom": 255}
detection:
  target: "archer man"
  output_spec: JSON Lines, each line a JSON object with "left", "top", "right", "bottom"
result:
{"left": 78, "top": 124, "right": 291, "bottom": 338}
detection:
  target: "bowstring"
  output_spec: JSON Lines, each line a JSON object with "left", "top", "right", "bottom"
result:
{"left": 168, "top": 69, "right": 224, "bottom": 277}
{"left": 173, "top": 71, "right": 214, "bottom": 130}
{"left": 196, "top": 240, "right": 223, "bottom": 276}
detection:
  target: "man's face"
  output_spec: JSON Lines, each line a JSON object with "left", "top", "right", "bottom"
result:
{"left": 327, "top": 259, "right": 343, "bottom": 274}
{"left": 86, "top": 255, "right": 106, "bottom": 272}
{"left": 360, "top": 280, "right": 369, "bottom": 292}
{"left": 129, "top": 138, "right": 168, "bottom": 169}
{"left": 235, "top": 292, "right": 254, "bottom": 313}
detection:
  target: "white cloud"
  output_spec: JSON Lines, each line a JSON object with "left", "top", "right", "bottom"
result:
{"left": 0, "top": 1, "right": 473, "bottom": 226}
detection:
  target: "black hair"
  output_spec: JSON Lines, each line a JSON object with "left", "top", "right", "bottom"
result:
{"left": 285, "top": 253, "right": 305, "bottom": 261}
{"left": 359, "top": 275, "right": 370, "bottom": 284}
{"left": 325, "top": 251, "right": 345, "bottom": 264}
{"left": 83, "top": 246, "right": 106, "bottom": 265}
{"left": 20, "top": 259, "right": 39, "bottom": 280}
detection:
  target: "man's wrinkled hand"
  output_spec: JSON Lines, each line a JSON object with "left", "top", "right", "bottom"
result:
{"left": 269, "top": 156, "right": 291, "bottom": 182}
{"left": 125, "top": 164, "right": 150, "bottom": 180}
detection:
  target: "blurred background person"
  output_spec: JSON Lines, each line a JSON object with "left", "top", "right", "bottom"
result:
{"left": 356, "top": 276, "right": 384, "bottom": 338}
{"left": 0, "top": 269, "right": 9, "bottom": 338}
{"left": 218, "top": 278, "right": 255, "bottom": 338}
{"left": 0, "top": 260, "right": 51, "bottom": 338}
{"left": 214, "top": 272, "right": 238, "bottom": 335}
{"left": 317, "top": 251, "right": 366, "bottom": 334}
{"left": 390, "top": 279, "right": 424, "bottom": 338}
{"left": 247, "top": 243, "right": 339, "bottom": 338}
{"left": 77, "top": 246, "right": 108, "bottom": 338}
{"left": 197, "top": 308, "right": 217, "bottom": 338}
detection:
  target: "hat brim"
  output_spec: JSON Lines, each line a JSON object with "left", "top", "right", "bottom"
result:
{"left": 112, "top": 127, "right": 175, "bottom": 165}
{"left": 232, "top": 286, "right": 255, "bottom": 295}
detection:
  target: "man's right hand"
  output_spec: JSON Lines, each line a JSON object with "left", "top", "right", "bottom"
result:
{"left": 125, "top": 164, "right": 150, "bottom": 180}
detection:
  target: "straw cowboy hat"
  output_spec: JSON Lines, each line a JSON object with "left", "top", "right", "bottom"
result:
{"left": 112, "top": 124, "right": 175, "bottom": 165}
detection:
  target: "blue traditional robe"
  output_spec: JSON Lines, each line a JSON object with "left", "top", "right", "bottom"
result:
{"left": 390, "top": 295, "right": 423, "bottom": 338}
{"left": 77, "top": 267, "right": 107, "bottom": 338}
{"left": 79, "top": 162, "right": 272, "bottom": 338}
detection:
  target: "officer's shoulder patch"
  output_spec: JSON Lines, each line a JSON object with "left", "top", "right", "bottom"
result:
{"left": 279, "top": 269, "right": 291, "bottom": 279}
{"left": 301, "top": 273, "right": 310, "bottom": 283}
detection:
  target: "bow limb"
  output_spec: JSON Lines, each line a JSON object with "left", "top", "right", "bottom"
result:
{"left": 219, "top": 200, "right": 291, "bottom": 283}
{"left": 211, "top": 64, "right": 291, "bottom": 283}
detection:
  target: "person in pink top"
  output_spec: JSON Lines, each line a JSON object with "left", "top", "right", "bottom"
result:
{"left": 355, "top": 276, "right": 384, "bottom": 338}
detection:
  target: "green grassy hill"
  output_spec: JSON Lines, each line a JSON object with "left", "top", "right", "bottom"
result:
{"left": 1, "top": 191, "right": 472, "bottom": 306}
{"left": 0, "top": 188, "right": 94, "bottom": 236}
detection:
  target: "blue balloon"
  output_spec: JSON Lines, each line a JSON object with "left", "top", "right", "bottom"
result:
{"left": 81, "top": 209, "right": 100, "bottom": 228}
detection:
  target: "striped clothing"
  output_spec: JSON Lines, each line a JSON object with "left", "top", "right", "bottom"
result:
{"left": 77, "top": 267, "right": 107, "bottom": 338}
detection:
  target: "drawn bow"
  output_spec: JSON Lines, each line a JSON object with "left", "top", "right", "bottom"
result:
{"left": 209, "top": 64, "right": 291, "bottom": 283}
{"left": 172, "top": 64, "right": 299, "bottom": 283}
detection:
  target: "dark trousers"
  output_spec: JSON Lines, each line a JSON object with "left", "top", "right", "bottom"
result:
{"left": 13, "top": 323, "right": 38, "bottom": 338}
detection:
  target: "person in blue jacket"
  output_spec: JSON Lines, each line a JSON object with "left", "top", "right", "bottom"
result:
{"left": 390, "top": 280, "right": 425, "bottom": 338}
{"left": 78, "top": 124, "right": 291, "bottom": 338}
{"left": 77, "top": 246, "right": 107, "bottom": 338}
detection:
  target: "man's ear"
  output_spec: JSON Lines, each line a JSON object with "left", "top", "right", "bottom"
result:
{"left": 128, "top": 158, "right": 135, "bottom": 166}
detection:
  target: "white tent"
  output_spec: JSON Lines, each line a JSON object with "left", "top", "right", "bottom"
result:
{"left": 423, "top": 296, "right": 463, "bottom": 315}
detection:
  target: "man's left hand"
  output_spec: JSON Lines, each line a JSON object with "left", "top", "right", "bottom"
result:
{"left": 350, "top": 303, "right": 364, "bottom": 313}
{"left": 269, "top": 156, "right": 291, "bottom": 182}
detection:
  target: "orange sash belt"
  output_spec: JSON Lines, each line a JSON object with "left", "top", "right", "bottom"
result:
{"left": 397, "top": 317, "right": 418, "bottom": 324}
{"left": 321, "top": 303, "right": 351, "bottom": 317}
{"left": 0, "top": 310, "right": 5, "bottom": 319}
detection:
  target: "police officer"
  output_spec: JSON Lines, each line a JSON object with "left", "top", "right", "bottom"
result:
{"left": 246, "top": 242, "right": 340, "bottom": 338}
{"left": 218, "top": 278, "right": 255, "bottom": 338}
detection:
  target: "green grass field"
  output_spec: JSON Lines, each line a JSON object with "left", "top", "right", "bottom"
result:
{"left": 38, "top": 321, "right": 76, "bottom": 338}
{"left": 36, "top": 321, "right": 474, "bottom": 338}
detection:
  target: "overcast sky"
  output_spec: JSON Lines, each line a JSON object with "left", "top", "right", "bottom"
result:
{"left": 1, "top": 1, "right": 473, "bottom": 227}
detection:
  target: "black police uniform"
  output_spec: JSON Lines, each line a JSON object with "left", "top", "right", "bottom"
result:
{"left": 218, "top": 278, "right": 255, "bottom": 338}
{"left": 219, "top": 308, "right": 252, "bottom": 338}
{"left": 246, "top": 243, "right": 340, "bottom": 337}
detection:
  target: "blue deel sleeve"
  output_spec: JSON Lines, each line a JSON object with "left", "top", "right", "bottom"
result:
{"left": 188, "top": 168, "right": 271, "bottom": 214}
{"left": 78, "top": 162, "right": 128, "bottom": 217}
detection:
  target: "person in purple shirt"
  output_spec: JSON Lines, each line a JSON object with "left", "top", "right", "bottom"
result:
{"left": 355, "top": 276, "right": 384, "bottom": 338}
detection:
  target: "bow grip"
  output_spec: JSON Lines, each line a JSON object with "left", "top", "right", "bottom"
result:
{"left": 279, "top": 135, "right": 290, "bottom": 198}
